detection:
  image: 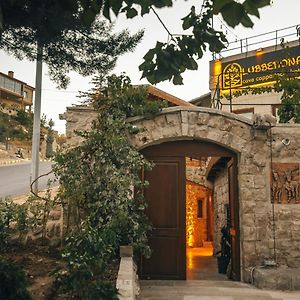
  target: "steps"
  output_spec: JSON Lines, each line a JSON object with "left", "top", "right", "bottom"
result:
{"left": 139, "top": 280, "right": 297, "bottom": 299}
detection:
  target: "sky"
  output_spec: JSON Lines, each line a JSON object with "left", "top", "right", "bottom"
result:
{"left": 0, "top": 0, "right": 299, "bottom": 133}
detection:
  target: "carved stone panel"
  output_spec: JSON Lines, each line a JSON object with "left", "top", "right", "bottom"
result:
{"left": 271, "top": 163, "right": 299, "bottom": 204}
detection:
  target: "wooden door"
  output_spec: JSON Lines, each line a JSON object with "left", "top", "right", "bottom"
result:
{"left": 227, "top": 158, "right": 241, "bottom": 280}
{"left": 140, "top": 156, "right": 186, "bottom": 279}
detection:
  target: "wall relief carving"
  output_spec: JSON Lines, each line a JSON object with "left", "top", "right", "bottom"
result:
{"left": 271, "top": 163, "right": 299, "bottom": 204}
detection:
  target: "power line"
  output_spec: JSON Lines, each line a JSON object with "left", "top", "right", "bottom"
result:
{"left": 217, "top": 17, "right": 240, "bottom": 41}
{"left": 151, "top": 7, "right": 174, "bottom": 42}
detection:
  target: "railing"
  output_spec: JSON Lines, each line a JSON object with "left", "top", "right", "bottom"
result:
{"left": 0, "top": 74, "right": 23, "bottom": 96}
{"left": 214, "top": 24, "right": 300, "bottom": 59}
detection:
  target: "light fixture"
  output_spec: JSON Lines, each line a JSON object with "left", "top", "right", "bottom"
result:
{"left": 256, "top": 48, "right": 264, "bottom": 56}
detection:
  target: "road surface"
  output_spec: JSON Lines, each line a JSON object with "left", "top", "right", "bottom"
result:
{"left": 0, "top": 161, "right": 56, "bottom": 198}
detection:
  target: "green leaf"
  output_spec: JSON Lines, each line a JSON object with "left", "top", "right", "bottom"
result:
{"left": 187, "top": 58, "right": 198, "bottom": 70}
{"left": 220, "top": 2, "right": 245, "bottom": 28}
{"left": 213, "top": 0, "right": 234, "bottom": 14}
{"left": 249, "top": 0, "right": 271, "bottom": 8}
{"left": 173, "top": 74, "right": 183, "bottom": 85}
{"left": 143, "top": 48, "right": 156, "bottom": 61}
{"left": 182, "top": 15, "right": 191, "bottom": 30}
{"left": 109, "top": 0, "right": 123, "bottom": 16}
{"left": 103, "top": 2, "right": 111, "bottom": 21}
{"left": 240, "top": 13, "right": 254, "bottom": 27}
{"left": 243, "top": 0, "right": 260, "bottom": 17}
{"left": 126, "top": 8, "right": 138, "bottom": 19}
{"left": 81, "top": 9, "right": 97, "bottom": 27}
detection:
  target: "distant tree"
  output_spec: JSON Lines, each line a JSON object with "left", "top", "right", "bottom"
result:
{"left": 275, "top": 77, "right": 300, "bottom": 123}
{"left": 0, "top": 0, "right": 271, "bottom": 86}
{"left": 56, "top": 134, "right": 67, "bottom": 150}
{"left": 46, "top": 119, "right": 54, "bottom": 158}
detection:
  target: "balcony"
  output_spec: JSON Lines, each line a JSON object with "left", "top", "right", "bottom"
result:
{"left": 0, "top": 73, "right": 23, "bottom": 97}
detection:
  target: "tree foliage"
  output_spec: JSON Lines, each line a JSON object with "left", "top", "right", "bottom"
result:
{"left": 0, "top": 0, "right": 271, "bottom": 86}
{"left": 0, "top": 1, "right": 143, "bottom": 88}
{"left": 52, "top": 74, "right": 165, "bottom": 297}
{"left": 139, "top": 0, "right": 271, "bottom": 85}
{"left": 275, "top": 77, "right": 300, "bottom": 123}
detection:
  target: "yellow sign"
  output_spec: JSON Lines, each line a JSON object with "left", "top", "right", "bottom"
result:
{"left": 217, "top": 45, "right": 300, "bottom": 91}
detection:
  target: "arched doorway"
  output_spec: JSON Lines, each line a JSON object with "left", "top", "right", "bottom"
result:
{"left": 139, "top": 140, "right": 240, "bottom": 281}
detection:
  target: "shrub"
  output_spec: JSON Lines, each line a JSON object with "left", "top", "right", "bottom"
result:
{"left": 0, "top": 259, "right": 32, "bottom": 300}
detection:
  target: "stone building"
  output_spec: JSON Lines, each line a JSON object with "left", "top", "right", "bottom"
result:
{"left": 62, "top": 85, "right": 300, "bottom": 289}
{"left": 0, "top": 70, "right": 34, "bottom": 115}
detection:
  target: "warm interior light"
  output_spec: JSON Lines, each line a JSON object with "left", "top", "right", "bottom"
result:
{"left": 256, "top": 48, "right": 264, "bottom": 56}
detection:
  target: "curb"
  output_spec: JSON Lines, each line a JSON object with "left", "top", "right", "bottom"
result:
{"left": 0, "top": 159, "right": 26, "bottom": 166}
{"left": 0, "top": 158, "right": 51, "bottom": 166}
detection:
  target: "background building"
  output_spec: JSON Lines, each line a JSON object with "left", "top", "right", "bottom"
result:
{"left": 0, "top": 71, "right": 34, "bottom": 115}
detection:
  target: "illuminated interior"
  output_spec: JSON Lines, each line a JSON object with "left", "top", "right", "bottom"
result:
{"left": 185, "top": 157, "right": 216, "bottom": 279}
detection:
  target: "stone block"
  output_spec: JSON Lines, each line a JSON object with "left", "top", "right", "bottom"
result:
{"left": 291, "top": 273, "right": 300, "bottom": 290}
{"left": 253, "top": 174, "right": 268, "bottom": 189}
{"left": 206, "top": 130, "right": 223, "bottom": 143}
{"left": 276, "top": 210, "right": 292, "bottom": 221}
{"left": 242, "top": 214, "right": 255, "bottom": 226}
{"left": 165, "top": 113, "right": 180, "bottom": 125}
{"left": 287, "top": 257, "right": 300, "bottom": 268}
{"left": 242, "top": 241, "right": 256, "bottom": 255}
{"left": 120, "top": 246, "right": 133, "bottom": 257}
{"left": 181, "top": 123, "right": 189, "bottom": 135}
{"left": 242, "top": 226, "right": 257, "bottom": 241}
{"left": 180, "top": 111, "right": 188, "bottom": 123}
{"left": 241, "top": 201, "right": 256, "bottom": 214}
{"left": 255, "top": 213, "right": 271, "bottom": 227}
{"left": 243, "top": 254, "right": 260, "bottom": 267}
{"left": 256, "top": 227, "right": 271, "bottom": 241}
{"left": 228, "top": 136, "right": 247, "bottom": 152}
{"left": 240, "top": 175, "right": 255, "bottom": 189}
{"left": 239, "top": 187, "right": 255, "bottom": 201}
{"left": 154, "top": 116, "right": 167, "bottom": 128}
{"left": 197, "top": 113, "right": 210, "bottom": 125}
{"left": 187, "top": 112, "right": 198, "bottom": 125}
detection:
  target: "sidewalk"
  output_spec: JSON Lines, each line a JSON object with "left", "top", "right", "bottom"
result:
{"left": 140, "top": 280, "right": 300, "bottom": 300}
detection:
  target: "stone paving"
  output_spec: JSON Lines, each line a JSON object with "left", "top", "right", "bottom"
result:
{"left": 140, "top": 280, "right": 300, "bottom": 300}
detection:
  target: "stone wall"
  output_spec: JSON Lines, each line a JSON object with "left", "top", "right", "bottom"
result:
{"left": 270, "top": 125, "right": 300, "bottom": 268}
{"left": 12, "top": 187, "right": 63, "bottom": 247}
{"left": 213, "top": 168, "right": 229, "bottom": 254}
{"left": 63, "top": 105, "right": 300, "bottom": 282}
{"left": 60, "top": 105, "right": 98, "bottom": 147}
{"left": 186, "top": 180, "right": 208, "bottom": 248}
{"left": 128, "top": 107, "right": 300, "bottom": 280}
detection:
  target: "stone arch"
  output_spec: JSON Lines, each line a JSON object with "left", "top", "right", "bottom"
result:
{"left": 129, "top": 107, "right": 272, "bottom": 281}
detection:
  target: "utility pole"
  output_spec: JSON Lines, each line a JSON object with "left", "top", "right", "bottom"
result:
{"left": 30, "top": 43, "right": 43, "bottom": 193}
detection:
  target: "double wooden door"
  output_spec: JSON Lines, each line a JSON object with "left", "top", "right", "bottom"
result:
{"left": 139, "top": 141, "right": 240, "bottom": 280}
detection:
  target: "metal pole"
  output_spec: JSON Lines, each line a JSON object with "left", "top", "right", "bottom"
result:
{"left": 30, "top": 42, "right": 43, "bottom": 193}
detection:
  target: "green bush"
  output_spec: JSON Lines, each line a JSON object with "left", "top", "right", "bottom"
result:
{"left": 0, "top": 259, "right": 32, "bottom": 300}
{"left": 53, "top": 74, "right": 163, "bottom": 297}
{"left": 0, "top": 198, "right": 28, "bottom": 251}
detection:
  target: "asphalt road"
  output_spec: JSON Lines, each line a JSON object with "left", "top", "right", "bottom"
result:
{"left": 0, "top": 161, "right": 56, "bottom": 198}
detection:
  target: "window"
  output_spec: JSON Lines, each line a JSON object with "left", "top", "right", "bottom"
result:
{"left": 197, "top": 199, "right": 204, "bottom": 218}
